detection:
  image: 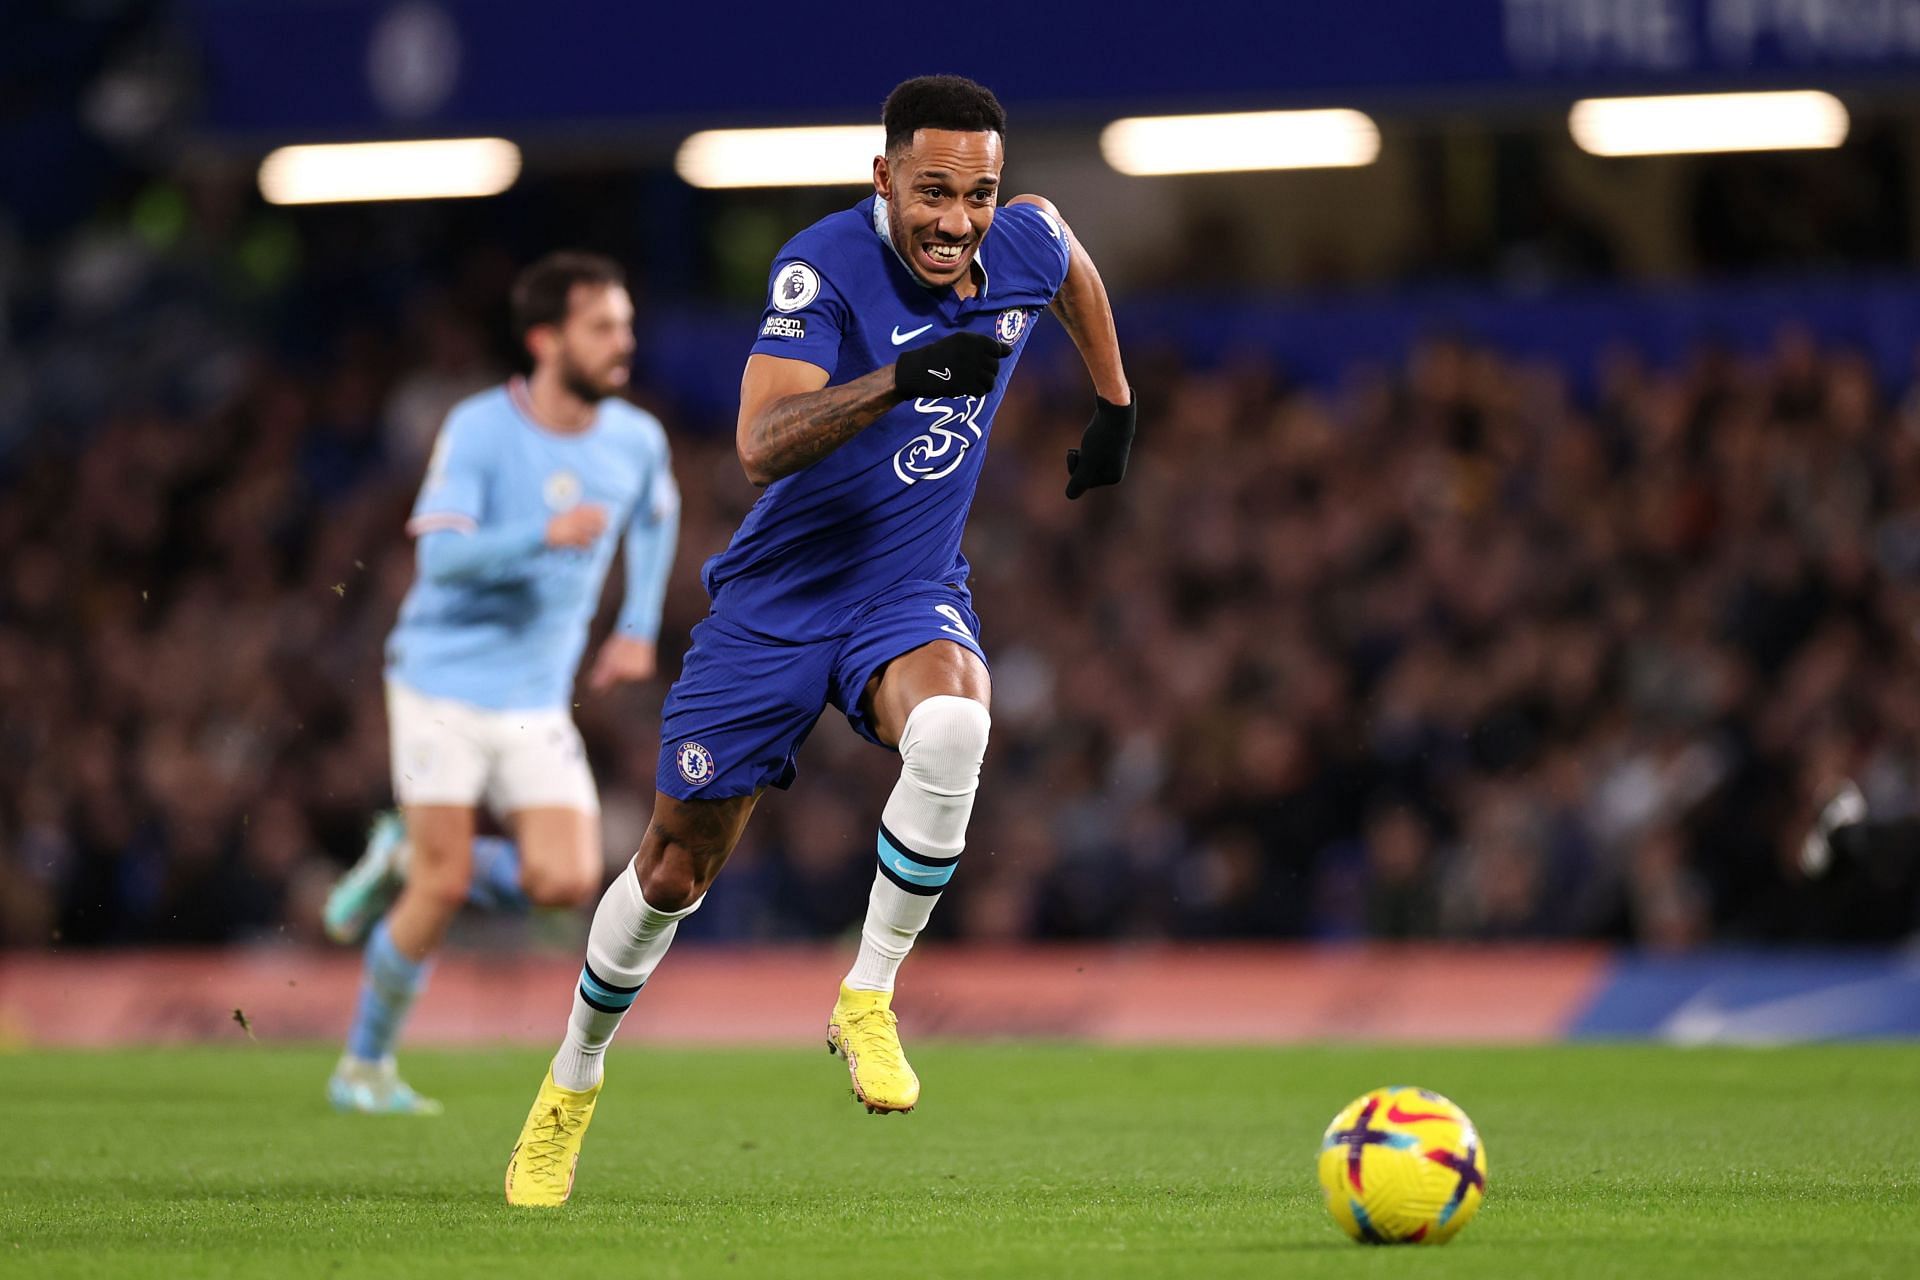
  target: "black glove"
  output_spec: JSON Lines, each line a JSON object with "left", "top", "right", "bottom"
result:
{"left": 894, "top": 332, "right": 1011, "bottom": 398}
{"left": 1065, "top": 394, "right": 1135, "bottom": 499}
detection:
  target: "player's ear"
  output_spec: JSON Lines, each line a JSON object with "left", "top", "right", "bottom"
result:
{"left": 873, "top": 153, "right": 893, "bottom": 201}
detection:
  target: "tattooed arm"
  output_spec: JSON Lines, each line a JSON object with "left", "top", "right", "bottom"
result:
{"left": 735, "top": 356, "right": 898, "bottom": 488}
{"left": 1008, "top": 194, "right": 1130, "bottom": 406}
{"left": 736, "top": 328, "right": 1006, "bottom": 486}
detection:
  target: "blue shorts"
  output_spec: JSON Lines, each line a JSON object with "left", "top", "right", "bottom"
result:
{"left": 656, "top": 581, "right": 986, "bottom": 800}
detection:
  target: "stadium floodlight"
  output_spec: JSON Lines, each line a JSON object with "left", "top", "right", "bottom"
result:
{"left": 675, "top": 126, "right": 885, "bottom": 189}
{"left": 1569, "top": 91, "right": 1848, "bottom": 157}
{"left": 258, "top": 138, "right": 522, "bottom": 205}
{"left": 1099, "top": 109, "right": 1380, "bottom": 176}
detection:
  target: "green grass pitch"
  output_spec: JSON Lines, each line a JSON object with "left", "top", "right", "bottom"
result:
{"left": 3, "top": 1043, "right": 1915, "bottom": 1278}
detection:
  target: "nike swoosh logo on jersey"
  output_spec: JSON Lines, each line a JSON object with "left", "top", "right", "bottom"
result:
{"left": 891, "top": 323, "right": 934, "bottom": 345}
{"left": 1385, "top": 1106, "right": 1453, "bottom": 1124}
{"left": 929, "top": 368, "right": 951, "bottom": 381}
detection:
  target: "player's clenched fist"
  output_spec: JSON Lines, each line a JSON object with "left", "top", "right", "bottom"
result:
{"left": 894, "top": 332, "right": 1012, "bottom": 398}
{"left": 1064, "top": 395, "right": 1135, "bottom": 500}
{"left": 545, "top": 503, "right": 609, "bottom": 548}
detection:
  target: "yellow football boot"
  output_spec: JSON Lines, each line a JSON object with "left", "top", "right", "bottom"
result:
{"left": 826, "top": 984, "right": 920, "bottom": 1114}
{"left": 504, "top": 1069, "right": 600, "bottom": 1207}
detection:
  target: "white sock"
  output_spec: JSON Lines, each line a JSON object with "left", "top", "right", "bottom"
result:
{"left": 551, "top": 865, "right": 702, "bottom": 1091}
{"left": 846, "top": 695, "right": 990, "bottom": 993}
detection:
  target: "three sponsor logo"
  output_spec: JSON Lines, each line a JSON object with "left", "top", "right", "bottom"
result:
{"left": 760, "top": 262, "right": 1037, "bottom": 488}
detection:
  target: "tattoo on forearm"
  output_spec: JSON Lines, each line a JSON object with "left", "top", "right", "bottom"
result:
{"left": 747, "top": 373, "right": 896, "bottom": 483}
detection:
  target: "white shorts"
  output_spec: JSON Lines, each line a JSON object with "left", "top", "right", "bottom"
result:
{"left": 386, "top": 679, "right": 600, "bottom": 815}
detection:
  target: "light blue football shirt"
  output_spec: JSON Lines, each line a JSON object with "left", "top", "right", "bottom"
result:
{"left": 386, "top": 378, "right": 679, "bottom": 710}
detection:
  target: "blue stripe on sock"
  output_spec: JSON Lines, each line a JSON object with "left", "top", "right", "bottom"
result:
{"left": 876, "top": 825, "right": 958, "bottom": 893}
{"left": 583, "top": 958, "right": 642, "bottom": 994}
{"left": 578, "top": 966, "right": 640, "bottom": 1012}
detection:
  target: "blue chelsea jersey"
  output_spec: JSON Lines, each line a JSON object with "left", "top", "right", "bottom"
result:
{"left": 386, "top": 381, "right": 679, "bottom": 710}
{"left": 700, "top": 196, "right": 1072, "bottom": 640}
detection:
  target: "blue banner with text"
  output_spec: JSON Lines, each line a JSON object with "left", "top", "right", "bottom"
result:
{"left": 188, "top": 1, "right": 1920, "bottom": 138}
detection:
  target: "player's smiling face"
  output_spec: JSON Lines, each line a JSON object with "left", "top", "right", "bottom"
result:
{"left": 875, "top": 128, "right": 1004, "bottom": 290}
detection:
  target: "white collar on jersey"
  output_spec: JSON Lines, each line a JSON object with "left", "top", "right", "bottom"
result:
{"left": 872, "top": 195, "right": 989, "bottom": 296}
{"left": 508, "top": 374, "right": 599, "bottom": 436}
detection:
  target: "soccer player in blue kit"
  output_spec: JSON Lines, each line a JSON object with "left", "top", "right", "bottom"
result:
{"left": 505, "top": 76, "right": 1135, "bottom": 1204}
{"left": 323, "top": 253, "right": 680, "bottom": 1114}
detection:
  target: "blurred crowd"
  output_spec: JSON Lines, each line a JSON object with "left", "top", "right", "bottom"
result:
{"left": 4, "top": 216, "right": 1920, "bottom": 952}
{"left": 968, "top": 333, "right": 1920, "bottom": 949}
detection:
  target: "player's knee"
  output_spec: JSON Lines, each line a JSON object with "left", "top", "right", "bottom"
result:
{"left": 402, "top": 861, "right": 472, "bottom": 915}
{"left": 520, "top": 862, "right": 596, "bottom": 909}
{"left": 633, "top": 850, "right": 709, "bottom": 913}
{"left": 899, "top": 695, "right": 990, "bottom": 795}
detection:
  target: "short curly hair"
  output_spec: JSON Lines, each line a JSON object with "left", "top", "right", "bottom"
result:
{"left": 883, "top": 75, "right": 1007, "bottom": 152}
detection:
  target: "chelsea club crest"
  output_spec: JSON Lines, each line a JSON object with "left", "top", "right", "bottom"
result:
{"left": 995, "top": 308, "right": 1027, "bottom": 345}
{"left": 676, "top": 741, "right": 715, "bottom": 787}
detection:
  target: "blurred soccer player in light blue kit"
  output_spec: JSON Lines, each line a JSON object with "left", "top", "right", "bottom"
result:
{"left": 504, "top": 77, "right": 1138, "bottom": 1205}
{"left": 323, "top": 253, "right": 680, "bottom": 1114}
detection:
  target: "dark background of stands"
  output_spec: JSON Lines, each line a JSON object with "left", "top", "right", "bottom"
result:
{"left": 2, "top": 1, "right": 1918, "bottom": 950}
